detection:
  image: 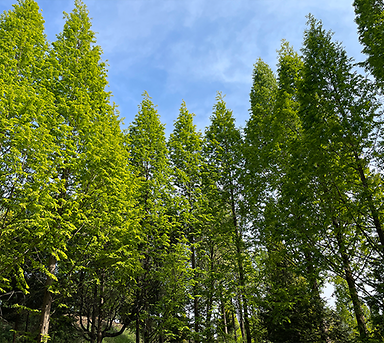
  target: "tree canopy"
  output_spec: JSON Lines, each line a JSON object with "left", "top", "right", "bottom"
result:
{"left": 1, "top": 1, "right": 384, "bottom": 342}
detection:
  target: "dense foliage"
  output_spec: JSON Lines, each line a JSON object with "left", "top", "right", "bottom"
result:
{"left": 1, "top": 0, "right": 383, "bottom": 342}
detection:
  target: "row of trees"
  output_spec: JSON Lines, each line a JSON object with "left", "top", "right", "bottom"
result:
{"left": 1, "top": 0, "right": 383, "bottom": 342}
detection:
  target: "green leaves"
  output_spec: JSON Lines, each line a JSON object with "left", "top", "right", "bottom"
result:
{"left": 1, "top": 1, "right": 141, "bottom": 341}
{"left": 0, "top": 0, "right": 59, "bottom": 292}
{"left": 2, "top": 1, "right": 384, "bottom": 342}
{"left": 354, "top": 0, "right": 384, "bottom": 85}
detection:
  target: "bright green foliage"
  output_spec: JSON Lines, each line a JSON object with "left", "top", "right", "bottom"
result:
{"left": 43, "top": 1, "right": 141, "bottom": 341}
{"left": 259, "top": 242, "right": 325, "bottom": 343}
{"left": 297, "top": 15, "right": 384, "bottom": 341}
{"left": 300, "top": 11, "right": 384, "bottom": 339}
{"left": 274, "top": 41, "right": 303, "bottom": 146}
{"left": 300, "top": 15, "right": 383, "bottom": 255}
{"left": 243, "top": 59, "right": 278, "bottom": 210}
{"left": 128, "top": 92, "right": 190, "bottom": 343}
{"left": 0, "top": 0, "right": 58, "bottom": 293}
{"left": 1, "top": 1, "right": 141, "bottom": 341}
{"left": 2, "top": 1, "right": 384, "bottom": 342}
{"left": 245, "top": 46, "right": 330, "bottom": 343}
{"left": 204, "top": 93, "right": 252, "bottom": 343}
{"left": 127, "top": 92, "right": 171, "bottom": 244}
{"left": 168, "top": 101, "right": 205, "bottom": 340}
{"left": 168, "top": 101, "right": 204, "bottom": 196}
{"left": 167, "top": 101, "right": 205, "bottom": 233}
{"left": 354, "top": 0, "right": 384, "bottom": 84}
{"left": 205, "top": 93, "right": 243, "bottom": 200}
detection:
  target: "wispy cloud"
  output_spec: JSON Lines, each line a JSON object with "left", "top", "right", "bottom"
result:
{"left": 0, "top": 0, "right": 363, "bottom": 131}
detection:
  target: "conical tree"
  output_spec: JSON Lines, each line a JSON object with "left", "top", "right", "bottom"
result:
{"left": 0, "top": 0, "right": 54, "bottom": 293}
{"left": 204, "top": 93, "right": 252, "bottom": 343}
{"left": 243, "top": 58, "right": 278, "bottom": 207}
{"left": 168, "top": 101, "right": 205, "bottom": 341}
{"left": 33, "top": 1, "right": 141, "bottom": 341}
{"left": 244, "top": 49, "right": 330, "bottom": 343}
{"left": 0, "top": 2, "right": 65, "bottom": 341}
{"left": 128, "top": 92, "right": 189, "bottom": 343}
{"left": 297, "top": 15, "right": 383, "bottom": 340}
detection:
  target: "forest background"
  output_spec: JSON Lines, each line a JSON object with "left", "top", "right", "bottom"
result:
{"left": 1, "top": 0, "right": 384, "bottom": 343}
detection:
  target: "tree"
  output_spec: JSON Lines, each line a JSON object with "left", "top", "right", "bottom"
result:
{"left": 34, "top": 1, "right": 140, "bottom": 341}
{"left": 243, "top": 58, "right": 278, "bottom": 211}
{"left": 204, "top": 93, "right": 252, "bottom": 343}
{"left": 0, "top": 2, "right": 66, "bottom": 341}
{"left": 168, "top": 101, "right": 205, "bottom": 341}
{"left": 297, "top": 15, "right": 383, "bottom": 340}
{"left": 244, "top": 48, "right": 331, "bottom": 343}
{"left": 354, "top": 0, "right": 384, "bottom": 85}
{"left": 128, "top": 92, "right": 190, "bottom": 343}
{"left": 0, "top": 0, "right": 55, "bottom": 294}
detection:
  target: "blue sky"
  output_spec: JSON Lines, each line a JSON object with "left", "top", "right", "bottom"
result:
{"left": 1, "top": 0, "right": 364, "bottom": 134}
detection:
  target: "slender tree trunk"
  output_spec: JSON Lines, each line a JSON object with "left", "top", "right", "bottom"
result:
{"left": 231, "top": 303, "right": 238, "bottom": 343}
{"left": 230, "top": 188, "right": 251, "bottom": 343}
{"left": 90, "top": 281, "right": 98, "bottom": 343}
{"left": 136, "top": 313, "right": 140, "bottom": 343}
{"left": 12, "top": 288, "right": 24, "bottom": 343}
{"left": 206, "top": 245, "right": 215, "bottom": 343}
{"left": 206, "top": 295, "right": 214, "bottom": 343}
{"left": 241, "top": 293, "right": 251, "bottom": 343}
{"left": 38, "top": 253, "right": 57, "bottom": 343}
{"left": 236, "top": 293, "right": 245, "bottom": 341}
{"left": 304, "top": 249, "right": 329, "bottom": 342}
{"left": 221, "top": 299, "right": 228, "bottom": 337}
{"left": 334, "top": 220, "right": 368, "bottom": 340}
{"left": 97, "top": 271, "right": 105, "bottom": 343}
{"left": 353, "top": 151, "right": 384, "bottom": 250}
{"left": 191, "top": 242, "right": 200, "bottom": 341}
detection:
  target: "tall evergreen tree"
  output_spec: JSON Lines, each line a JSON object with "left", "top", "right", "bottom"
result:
{"left": 297, "top": 15, "right": 383, "bottom": 340}
{"left": 245, "top": 49, "right": 330, "bottom": 343}
{"left": 168, "top": 101, "right": 205, "bottom": 342}
{"left": 204, "top": 93, "right": 252, "bottom": 343}
{"left": 243, "top": 58, "right": 278, "bottom": 213}
{"left": 0, "top": 2, "right": 65, "bottom": 340}
{"left": 37, "top": 1, "right": 141, "bottom": 341}
{"left": 128, "top": 92, "right": 189, "bottom": 343}
{"left": 0, "top": 0, "right": 55, "bottom": 294}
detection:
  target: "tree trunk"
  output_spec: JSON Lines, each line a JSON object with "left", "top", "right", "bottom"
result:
{"left": 221, "top": 299, "right": 228, "bottom": 337}
{"left": 38, "top": 253, "right": 57, "bottom": 343}
{"left": 136, "top": 313, "right": 140, "bottom": 343}
{"left": 206, "top": 295, "right": 214, "bottom": 343}
{"left": 230, "top": 188, "right": 251, "bottom": 343}
{"left": 334, "top": 220, "right": 368, "bottom": 340}
{"left": 231, "top": 303, "right": 238, "bottom": 343}
{"left": 90, "top": 281, "right": 98, "bottom": 343}
{"left": 353, "top": 151, "right": 384, "bottom": 250}
{"left": 304, "top": 249, "right": 329, "bottom": 342}
{"left": 236, "top": 293, "right": 245, "bottom": 341}
{"left": 242, "top": 295, "right": 251, "bottom": 343}
{"left": 97, "top": 271, "right": 105, "bottom": 343}
{"left": 191, "top": 242, "right": 200, "bottom": 341}
{"left": 206, "top": 245, "right": 215, "bottom": 343}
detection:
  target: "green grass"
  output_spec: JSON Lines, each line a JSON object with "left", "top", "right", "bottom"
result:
{"left": 103, "top": 329, "right": 136, "bottom": 343}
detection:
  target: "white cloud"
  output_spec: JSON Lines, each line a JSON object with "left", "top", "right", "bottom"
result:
{"left": 0, "top": 0, "right": 364, "bottom": 131}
